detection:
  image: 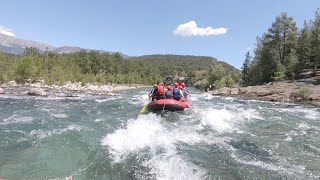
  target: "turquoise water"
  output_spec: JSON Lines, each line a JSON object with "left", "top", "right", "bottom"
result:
{"left": 0, "top": 88, "right": 320, "bottom": 179}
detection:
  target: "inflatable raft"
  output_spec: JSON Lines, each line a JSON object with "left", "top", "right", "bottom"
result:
{"left": 147, "top": 99, "right": 190, "bottom": 112}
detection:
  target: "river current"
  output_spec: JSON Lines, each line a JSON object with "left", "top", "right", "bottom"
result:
{"left": 0, "top": 88, "right": 319, "bottom": 179}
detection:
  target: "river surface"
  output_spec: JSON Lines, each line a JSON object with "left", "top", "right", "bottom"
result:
{"left": 0, "top": 88, "right": 320, "bottom": 180}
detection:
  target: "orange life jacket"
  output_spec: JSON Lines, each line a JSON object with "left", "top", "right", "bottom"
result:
{"left": 156, "top": 84, "right": 165, "bottom": 95}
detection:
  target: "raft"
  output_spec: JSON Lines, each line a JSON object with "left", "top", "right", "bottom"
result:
{"left": 147, "top": 99, "right": 190, "bottom": 112}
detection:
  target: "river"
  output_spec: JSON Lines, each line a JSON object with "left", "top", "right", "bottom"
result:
{"left": 0, "top": 88, "right": 320, "bottom": 179}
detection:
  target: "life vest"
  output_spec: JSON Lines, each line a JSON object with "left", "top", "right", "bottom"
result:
{"left": 172, "top": 87, "right": 181, "bottom": 99}
{"left": 165, "top": 91, "right": 172, "bottom": 99}
{"left": 182, "top": 88, "right": 188, "bottom": 98}
{"left": 156, "top": 84, "right": 165, "bottom": 95}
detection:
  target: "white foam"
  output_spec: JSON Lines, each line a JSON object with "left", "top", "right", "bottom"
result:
{"left": 199, "top": 107, "right": 262, "bottom": 134}
{"left": 101, "top": 114, "right": 170, "bottom": 162}
{"left": 95, "top": 97, "right": 119, "bottom": 103}
{"left": 2, "top": 115, "right": 34, "bottom": 125}
{"left": 101, "top": 114, "right": 207, "bottom": 179}
{"left": 276, "top": 107, "right": 320, "bottom": 120}
{"left": 51, "top": 113, "right": 69, "bottom": 118}
{"left": 200, "top": 108, "right": 234, "bottom": 133}
{"left": 146, "top": 152, "right": 206, "bottom": 180}
{"left": 29, "top": 125, "right": 82, "bottom": 139}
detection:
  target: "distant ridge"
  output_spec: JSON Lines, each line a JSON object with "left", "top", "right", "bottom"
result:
{"left": 0, "top": 33, "right": 128, "bottom": 57}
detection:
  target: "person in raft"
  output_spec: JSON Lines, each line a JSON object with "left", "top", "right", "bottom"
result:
{"left": 172, "top": 82, "right": 185, "bottom": 101}
{"left": 180, "top": 82, "right": 190, "bottom": 98}
{"left": 149, "top": 82, "right": 165, "bottom": 101}
{"left": 165, "top": 85, "right": 173, "bottom": 99}
{"left": 148, "top": 84, "right": 158, "bottom": 101}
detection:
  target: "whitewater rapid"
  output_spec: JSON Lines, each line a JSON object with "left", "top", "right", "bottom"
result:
{"left": 0, "top": 88, "right": 319, "bottom": 179}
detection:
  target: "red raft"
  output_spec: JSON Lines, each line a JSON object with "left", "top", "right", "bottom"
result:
{"left": 147, "top": 99, "right": 190, "bottom": 112}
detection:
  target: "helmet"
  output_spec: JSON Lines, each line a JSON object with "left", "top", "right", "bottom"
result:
{"left": 153, "top": 84, "right": 158, "bottom": 88}
{"left": 174, "top": 82, "right": 179, "bottom": 88}
{"left": 167, "top": 85, "right": 172, "bottom": 90}
{"left": 180, "top": 82, "right": 185, "bottom": 88}
{"left": 179, "top": 85, "right": 183, "bottom": 89}
{"left": 160, "top": 82, "right": 164, "bottom": 86}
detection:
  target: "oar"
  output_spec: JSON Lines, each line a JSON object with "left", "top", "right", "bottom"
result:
{"left": 139, "top": 98, "right": 150, "bottom": 114}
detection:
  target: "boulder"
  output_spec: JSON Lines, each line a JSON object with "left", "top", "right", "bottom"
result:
{"left": 211, "top": 90, "right": 219, "bottom": 95}
{"left": 218, "top": 87, "right": 230, "bottom": 95}
{"left": 7, "top": 80, "right": 17, "bottom": 87}
{"left": 31, "top": 82, "right": 42, "bottom": 88}
{"left": 230, "top": 88, "right": 239, "bottom": 95}
{"left": 28, "top": 88, "right": 47, "bottom": 96}
{"left": 239, "top": 86, "right": 254, "bottom": 94}
{"left": 0, "top": 88, "right": 4, "bottom": 94}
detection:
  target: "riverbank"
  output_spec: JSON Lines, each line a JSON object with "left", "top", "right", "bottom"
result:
{"left": 0, "top": 80, "right": 146, "bottom": 97}
{"left": 208, "top": 80, "right": 320, "bottom": 107}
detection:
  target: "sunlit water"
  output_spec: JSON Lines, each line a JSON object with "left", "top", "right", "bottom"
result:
{"left": 0, "top": 88, "right": 320, "bottom": 179}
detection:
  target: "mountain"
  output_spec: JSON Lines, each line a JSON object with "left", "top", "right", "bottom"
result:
{"left": 0, "top": 33, "right": 127, "bottom": 57}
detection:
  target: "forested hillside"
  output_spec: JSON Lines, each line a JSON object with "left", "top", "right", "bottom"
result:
{"left": 242, "top": 9, "right": 320, "bottom": 86}
{"left": 0, "top": 50, "right": 241, "bottom": 88}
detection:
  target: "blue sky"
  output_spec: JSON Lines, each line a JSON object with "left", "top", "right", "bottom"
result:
{"left": 1, "top": 0, "right": 319, "bottom": 68}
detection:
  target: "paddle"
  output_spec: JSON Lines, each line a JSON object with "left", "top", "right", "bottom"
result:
{"left": 139, "top": 98, "right": 149, "bottom": 114}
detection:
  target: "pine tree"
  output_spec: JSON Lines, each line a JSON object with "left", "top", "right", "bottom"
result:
{"left": 310, "top": 9, "right": 320, "bottom": 75}
{"left": 242, "top": 52, "right": 251, "bottom": 85}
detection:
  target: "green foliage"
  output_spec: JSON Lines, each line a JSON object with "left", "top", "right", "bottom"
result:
{"left": 272, "top": 63, "right": 286, "bottom": 81}
{"left": 309, "top": 9, "right": 320, "bottom": 74}
{"left": 298, "top": 86, "right": 312, "bottom": 101}
{"left": 245, "top": 9, "right": 320, "bottom": 85}
{"left": 0, "top": 51, "right": 240, "bottom": 86}
{"left": 15, "top": 56, "right": 39, "bottom": 83}
{"left": 242, "top": 52, "right": 251, "bottom": 85}
{"left": 193, "top": 78, "right": 209, "bottom": 90}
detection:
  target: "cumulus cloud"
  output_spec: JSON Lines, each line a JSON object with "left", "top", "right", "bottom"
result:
{"left": 0, "top": 26, "right": 15, "bottom": 37}
{"left": 174, "top": 21, "right": 227, "bottom": 37}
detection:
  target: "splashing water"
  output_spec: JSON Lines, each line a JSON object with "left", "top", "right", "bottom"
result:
{"left": 0, "top": 88, "right": 320, "bottom": 179}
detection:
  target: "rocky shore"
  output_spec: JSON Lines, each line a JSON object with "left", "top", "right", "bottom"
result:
{"left": 0, "top": 80, "right": 144, "bottom": 97}
{"left": 209, "top": 81, "right": 320, "bottom": 107}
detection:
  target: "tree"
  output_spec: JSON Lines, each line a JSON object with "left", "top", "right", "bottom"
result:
{"left": 242, "top": 52, "right": 251, "bottom": 86}
{"left": 297, "top": 20, "right": 312, "bottom": 72}
{"left": 267, "top": 12, "right": 298, "bottom": 66}
{"left": 309, "top": 9, "right": 320, "bottom": 75}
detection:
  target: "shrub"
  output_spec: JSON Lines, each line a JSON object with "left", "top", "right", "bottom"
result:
{"left": 298, "top": 86, "right": 312, "bottom": 101}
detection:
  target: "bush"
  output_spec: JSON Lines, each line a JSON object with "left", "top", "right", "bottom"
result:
{"left": 298, "top": 86, "right": 312, "bottom": 101}
{"left": 194, "top": 78, "right": 209, "bottom": 90}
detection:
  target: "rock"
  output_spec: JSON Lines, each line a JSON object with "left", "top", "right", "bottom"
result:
{"left": 63, "top": 82, "right": 82, "bottom": 91}
{"left": 230, "top": 88, "right": 239, "bottom": 95}
{"left": 239, "top": 86, "right": 254, "bottom": 94}
{"left": 36, "top": 79, "right": 45, "bottom": 85}
{"left": 211, "top": 90, "right": 219, "bottom": 95}
{"left": 0, "top": 88, "right": 4, "bottom": 94}
{"left": 7, "top": 80, "right": 17, "bottom": 87}
{"left": 106, "top": 93, "right": 116, "bottom": 96}
{"left": 31, "top": 82, "right": 42, "bottom": 88}
{"left": 218, "top": 87, "right": 230, "bottom": 95}
{"left": 28, "top": 88, "right": 47, "bottom": 96}
{"left": 25, "top": 79, "right": 32, "bottom": 84}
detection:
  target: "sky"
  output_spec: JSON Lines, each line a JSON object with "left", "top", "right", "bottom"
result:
{"left": 1, "top": 0, "right": 319, "bottom": 68}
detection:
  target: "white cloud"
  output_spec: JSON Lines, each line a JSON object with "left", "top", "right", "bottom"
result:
{"left": 174, "top": 21, "right": 227, "bottom": 37}
{"left": 0, "top": 26, "right": 15, "bottom": 37}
